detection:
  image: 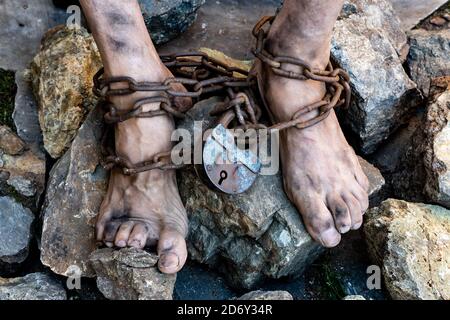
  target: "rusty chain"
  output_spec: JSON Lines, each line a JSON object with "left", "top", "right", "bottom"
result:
{"left": 94, "top": 15, "right": 352, "bottom": 176}
{"left": 94, "top": 51, "right": 255, "bottom": 175}
{"left": 251, "top": 15, "right": 351, "bottom": 130}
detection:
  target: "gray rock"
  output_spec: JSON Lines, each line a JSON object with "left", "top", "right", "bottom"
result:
{"left": 0, "top": 196, "right": 34, "bottom": 265}
{"left": 342, "top": 0, "right": 408, "bottom": 58}
{"left": 237, "top": 290, "right": 293, "bottom": 300}
{"left": 0, "top": 273, "right": 66, "bottom": 300}
{"left": 40, "top": 107, "right": 107, "bottom": 277}
{"left": 365, "top": 199, "right": 450, "bottom": 300}
{"left": 178, "top": 97, "right": 385, "bottom": 290}
{"left": 407, "top": 29, "right": 450, "bottom": 97}
{"left": 423, "top": 80, "right": 450, "bottom": 208}
{"left": 343, "top": 295, "right": 366, "bottom": 300}
{"left": 89, "top": 248, "right": 176, "bottom": 300}
{"left": 392, "top": 78, "right": 450, "bottom": 208}
{"left": 332, "top": 0, "right": 421, "bottom": 154}
{"left": 389, "top": 0, "right": 449, "bottom": 30}
{"left": 139, "top": 0, "right": 206, "bottom": 45}
{"left": 0, "top": 0, "right": 68, "bottom": 71}
{"left": 0, "top": 127, "right": 46, "bottom": 210}
{"left": 13, "top": 70, "right": 43, "bottom": 149}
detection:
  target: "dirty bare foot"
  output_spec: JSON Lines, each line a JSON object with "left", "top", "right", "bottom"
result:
{"left": 81, "top": 0, "right": 189, "bottom": 273}
{"left": 257, "top": 0, "right": 369, "bottom": 247}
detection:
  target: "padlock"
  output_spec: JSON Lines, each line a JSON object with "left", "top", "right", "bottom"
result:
{"left": 203, "top": 111, "right": 261, "bottom": 195}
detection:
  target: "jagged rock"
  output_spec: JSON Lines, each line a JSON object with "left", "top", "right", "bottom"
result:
{"left": 392, "top": 78, "right": 450, "bottom": 207}
{"left": 407, "top": 29, "right": 450, "bottom": 97}
{"left": 237, "top": 290, "right": 293, "bottom": 300}
{"left": 389, "top": 0, "right": 449, "bottom": 30}
{"left": 0, "top": 126, "right": 25, "bottom": 155}
{"left": 423, "top": 80, "right": 450, "bottom": 207}
{"left": 89, "top": 248, "right": 176, "bottom": 300}
{"left": 0, "top": 126, "right": 45, "bottom": 209}
{"left": 139, "top": 0, "right": 206, "bottom": 45}
{"left": 0, "top": 273, "right": 66, "bottom": 300}
{"left": 178, "top": 96, "right": 385, "bottom": 290}
{"left": 343, "top": 295, "right": 366, "bottom": 300}
{"left": 30, "top": 25, "right": 102, "bottom": 158}
{"left": 332, "top": 0, "right": 421, "bottom": 154}
{"left": 0, "top": 197, "right": 34, "bottom": 265}
{"left": 40, "top": 107, "right": 107, "bottom": 277}
{"left": 0, "top": 0, "right": 69, "bottom": 71}
{"left": 13, "top": 70, "right": 43, "bottom": 149}
{"left": 365, "top": 199, "right": 450, "bottom": 300}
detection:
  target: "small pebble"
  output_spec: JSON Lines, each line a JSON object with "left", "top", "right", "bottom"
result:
{"left": 430, "top": 16, "right": 447, "bottom": 26}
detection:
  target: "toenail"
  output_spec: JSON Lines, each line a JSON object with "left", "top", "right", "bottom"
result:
{"left": 160, "top": 253, "right": 180, "bottom": 268}
{"left": 319, "top": 229, "right": 340, "bottom": 247}
{"left": 105, "top": 242, "right": 114, "bottom": 248}
{"left": 339, "top": 225, "right": 351, "bottom": 234}
{"left": 352, "top": 221, "right": 363, "bottom": 230}
{"left": 116, "top": 240, "right": 126, "bottom": 247}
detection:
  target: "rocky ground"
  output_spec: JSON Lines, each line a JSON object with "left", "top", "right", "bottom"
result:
{"left": 0, "top": 0, "right": 449, "bottom": 300}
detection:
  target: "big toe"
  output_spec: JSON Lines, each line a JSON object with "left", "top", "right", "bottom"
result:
{"left": 157, "top": 229, "right": 187, "bottom": 274}
{"left": 294, "top": 195, "right": 341, "bottom": 248}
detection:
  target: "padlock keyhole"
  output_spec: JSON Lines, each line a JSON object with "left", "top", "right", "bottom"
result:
{"left": 218, "top": 170, "right": 228, "bottom": 185}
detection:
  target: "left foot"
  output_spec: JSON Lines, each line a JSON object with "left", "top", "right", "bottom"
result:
{"left": 254, "top": 12, "right": 370, "bottom": 248}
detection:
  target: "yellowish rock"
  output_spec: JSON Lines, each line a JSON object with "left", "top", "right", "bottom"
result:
{"left": 30, "top": 25, "right": 102, "bottom": 158}
{"left": 365, "top": 199, "right": 450, "bottom": 300}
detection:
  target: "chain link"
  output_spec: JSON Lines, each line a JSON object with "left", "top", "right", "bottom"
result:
{"left": 251, "top": 15, "right": 351, "bottom": 131}
{"left": 95, "top": 15, "right": 352, "bottom": 175}
{"left": 95, "top": 51, "right": 255, "bottom": 175}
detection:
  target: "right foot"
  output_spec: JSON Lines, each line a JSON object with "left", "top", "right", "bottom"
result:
{"left": 96, "top": 66, "right": 190, "bottom": 274}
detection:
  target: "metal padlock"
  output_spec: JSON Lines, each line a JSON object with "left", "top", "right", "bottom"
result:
{"left": 203, "top": 111, "right": 261, "bottom": 195}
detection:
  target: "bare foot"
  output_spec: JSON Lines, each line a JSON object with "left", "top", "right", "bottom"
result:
{"left": 80, "top": 0, "right": 191, "bottom": 274}
{"left": 255, "top": 4, "right": 370, "bottom": 247}
{"left": 95, "top": 66, "right": 190, "bottom": 274}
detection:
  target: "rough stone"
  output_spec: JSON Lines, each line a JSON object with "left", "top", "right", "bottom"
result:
{"left": 365, "top": 199, "right": 450, "bottom": 300}
{"left": 0, "top": 197, "right": 34, "bottom": 265}
{"left": 0, "top": 125, "right": 25, "bottom": 155}
{"left": 0, "top": 273, "right": 66, "bottom": 300}
{"left": 0, "top": 126, "right": 46, "bottom": 209}
{"left": 332, "top": 0, "right": 421, "bottom": 154}
{"left": 392, "top": 78, "right": 450, "bottom": 207}
{"left": 13, "top": 70, "right": 43, "bottom": 149}
{"left": 389, "top": 0, "right": 449, "bottom": 30}
{"left": 343, "top": 295, "right": 366, "bottom": 300}
{"left": 139, "top": 0, "right": 206, "bottom": 45}
{"left": 407, "top": 29, "right": 450, "bottom": 97}
{"left": 0, "top": 0, "right": 69, "bottom": 71}
{"left": 178, "top": 95, "right": 385, "bottom": 290}
{"left": 237, "top": 290, "right": 293, "bottom": 300}
{"left": 424, "top": 80, "right": 450, "bottom": 207}
{"left": 40, "top": 107, "right": 107, "bottom": 277}
{"left": 30, "top": 25, "right": 102, "bottom": 158}
{"left": 89, "top": 248, "right": 176, "bottom": 300}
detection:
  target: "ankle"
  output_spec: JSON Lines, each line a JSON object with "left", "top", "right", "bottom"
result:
{"left": 266, "top": 27, "right": 331, "bottom": 70}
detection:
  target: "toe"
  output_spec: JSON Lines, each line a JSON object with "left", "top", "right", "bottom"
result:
{"left": 327, "top": 194, "right": 352, "bottom": 234}
{"left": 114, "top": 221, "right": 135, "bottom": 248}
{"left": 103, "top": 220, "right": 121, "bottom": 244}
{"left": 127, "top": 223, "right": 149, "bottom": 249}
{"left": 157, "top": 229, "right": 187, "bottom": 274}
{"left": 294, "top": 195, "right": 341, "bottom": 248}
{"left": 95, "top": 206, "right": 113, "bottom": 242}
{"left": 351, "top": 185, "right": 369, "bottom": 214}
{"left": 342, "top": 193, "right": 363, "bottom": 230}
